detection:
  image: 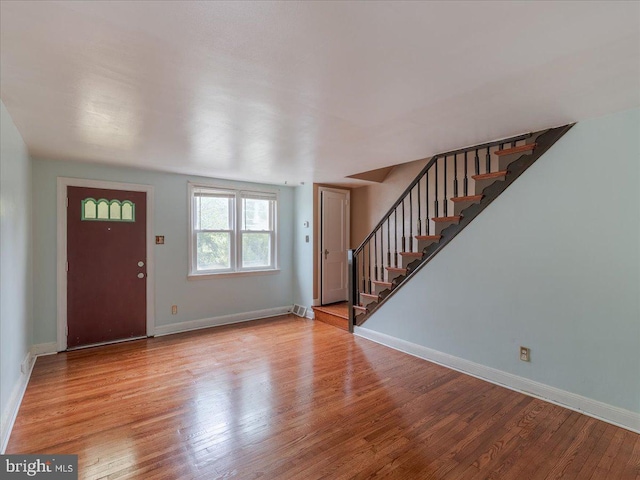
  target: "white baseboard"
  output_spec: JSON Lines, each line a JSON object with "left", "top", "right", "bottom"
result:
{"left": 355, "top": 327, "right": 640, "bottom": 434}
{"left": 31, "top": 342, "right": 58, "bottom": 356}
{"left": 1, "top": 351, "right": 35, "bottom": 453}
{"left": 154, "top": 306, "right": 292, "bottom": 337}
{"left": 2, "top": 343, "right": 60, "bottom": 452}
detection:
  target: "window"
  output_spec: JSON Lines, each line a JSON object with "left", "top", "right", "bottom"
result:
{"left": 189, "top": 184, "right": 277, "bottom": 276}
{"left": 81, "top": 198, "right": 135, "bottom": 222}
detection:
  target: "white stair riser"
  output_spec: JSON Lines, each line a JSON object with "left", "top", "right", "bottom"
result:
{"left": 372, "top": 283, "right": 391, "bottom": 295}
{"left": 434, "top": 220, "right": 460, "bottom": 235}
{"left": 498, "top": 149, "right": 534, "bottom": 171}
{"left": 354, "top": 308, "right": 367, "bottom": 318}
{"left": 416, "top": 238, "right": 439, "bottom": 251}
{"left": 401, "top": 255, "right": 422, "bottom": 269}
{"left": 453, "top": 200, "right": 480, "bottom": 216}
{"left": 386, "top": 269, "right": 405, "bottom": 283}
{"left": 473, "top": 177, "right": 505, "bottom": 195}
{"left": 359, "top": 293, "right": 377, "bottom": 308}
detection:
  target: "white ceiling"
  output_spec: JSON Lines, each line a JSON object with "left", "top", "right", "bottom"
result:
{"left": 1, "top": 1, "right": 638, "bottom": 186}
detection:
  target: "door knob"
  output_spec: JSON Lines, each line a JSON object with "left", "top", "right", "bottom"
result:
{"left": 137, "top": 272, "right": 145, "bottom": 279}
{"left": 137, "top": 261, "right": 145, "bottom": 267}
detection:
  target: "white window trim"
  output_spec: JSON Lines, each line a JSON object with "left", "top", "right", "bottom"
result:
{"left": 188, "top": 182, "right": 279, "bottom": 278}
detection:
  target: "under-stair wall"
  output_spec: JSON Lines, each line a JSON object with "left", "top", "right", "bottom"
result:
{"left": 355, "top": 109, "right": 640, "bottom": 432}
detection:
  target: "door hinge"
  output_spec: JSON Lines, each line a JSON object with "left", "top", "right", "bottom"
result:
{"left": 65, "top": 325, "right": 68, "bottom": 336}
{"left": 66, "top": 261, "right": 69, "bottom": 272}
{"left": 66, "top": 197, "right": 69, "bottom": 207}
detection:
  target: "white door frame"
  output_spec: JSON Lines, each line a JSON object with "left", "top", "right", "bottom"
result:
{"left": 56, "top": 177, "right": 155, "bottom": 352}
{"left": 317, "top": 186, "right": 350, "bottom": 305}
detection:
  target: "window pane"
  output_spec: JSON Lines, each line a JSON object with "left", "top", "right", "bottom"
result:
{"left": 83, "top": 199, "right": 97, "bottom": 219}
{"left": 242, "top": 233, "right": 271, "bottom": 268}
{"left": 97, "top": 200, "right": 109, "bottom": 219}
{"left": 242, "top": 199, "right": 270, "bottom": 230}
{"left": 197, "top": 232, "right": 230, "bottom": 270}
{"left": 121, "top": 202, "right": 134, "bottom": 221}
{"left": 198, "top": 196, "right": 231, "bottom": 230}
{"left": 109, "top": 201, "right": 121, "bottom": 220}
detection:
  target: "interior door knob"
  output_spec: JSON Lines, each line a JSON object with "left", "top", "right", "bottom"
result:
{"left": 138, "top": 261, "right": 144, "bottom": 267}
{"left": 137, "top": 272, "right": 145, "bottom": 279}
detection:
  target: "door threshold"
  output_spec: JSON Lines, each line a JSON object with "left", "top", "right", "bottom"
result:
{"left": 66, "top": 336, "right": 148, "bottom": 351}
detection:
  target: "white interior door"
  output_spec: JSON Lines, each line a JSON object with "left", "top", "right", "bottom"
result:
{"left": 321, "top": 188, "right": 349, "bottom": 304}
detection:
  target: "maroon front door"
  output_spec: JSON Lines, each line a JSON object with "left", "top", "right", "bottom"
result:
{"left": 67, "top": 186, "right": 147, "bottom": 348}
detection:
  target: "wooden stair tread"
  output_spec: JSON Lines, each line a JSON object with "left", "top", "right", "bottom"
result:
{"left": 432, "top": 216, "right": 461, "bottom": 223}
{"left": 353, "top": 305, "right": 367, "bottom": 312}
{"left": 399, "top": 251, "right": 423, "bottom": 257}
{"left": 313, "top": 303, "right": 349, "bottom": 330}
{"left": 372, "top": 281, "right": 392, "bottom": 288}
{"left": 451, "top": 194, "right": 483, "bottom": 203}
{"left": 495, "top": 143, "right": 536, "bottom": 156}
{"left": 312, "top": 304, "right": 349, "bottom": 320}
{"left": 360, "top": 293, "right": 378, "bottom": 300}
{"left": 415, "top": 235, "right": 441, "bottom": 240}
{"left": 385, "top": 267, "right": 407, "bottom": 273}
{"left": 472, "top": 171, "right": 507, "bottom": 180}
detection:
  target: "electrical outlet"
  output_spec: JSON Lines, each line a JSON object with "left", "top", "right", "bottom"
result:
{"left": 171, "top": 305, "right": 178, "bottom": 315}
{"left": 520, "top": 346, "right": 530, "bottom": 362}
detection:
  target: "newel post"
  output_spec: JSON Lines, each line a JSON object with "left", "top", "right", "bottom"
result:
{"left": 347, "top": 249, "right": 356, "bottom": 333}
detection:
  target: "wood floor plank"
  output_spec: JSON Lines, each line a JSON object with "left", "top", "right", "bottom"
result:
{"left": 623, "top": 435, "right": 640, "bottom": 479}
{"left": 589, "top": 428, "right": 631, "bottom": 480}
{"left": 544, "top": 417, "right": 607, "bottom": 479}
{"left": 482, "top": 402, "right": 560, "bottom": 479}
{"left": 6, "top": 315, "right": 638, "bottom": 479}
{"left": 605, "top": 429, "right": 638, "bottom": 480}
{"left": 574, "top": 424, "right": 620, "bottom": 479}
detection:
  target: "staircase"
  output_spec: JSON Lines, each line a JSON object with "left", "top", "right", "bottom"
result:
{"left": 348, "top": 124, "right": 574, "bottom": 330}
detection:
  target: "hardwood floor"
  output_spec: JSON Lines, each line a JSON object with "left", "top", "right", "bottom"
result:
{"left": 8, "top": 315, "right": 639, "bottom": 479}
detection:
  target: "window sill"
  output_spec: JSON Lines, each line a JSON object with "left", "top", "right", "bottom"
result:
{"left": 188, "top": 269, "right": 280, "bottom": 280}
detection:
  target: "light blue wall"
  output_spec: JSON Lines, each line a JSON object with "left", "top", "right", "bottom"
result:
{"left": 362, "top": 109, "right": 640, "bottom": 413}
{"left": 0, "top": 101, "right": 32, "bottom": 434}
{"left": 293, "top": 183, "right": 314, "bottom": 309}
{"left": 32, "top": 159, "right": 295, "bottom": 345}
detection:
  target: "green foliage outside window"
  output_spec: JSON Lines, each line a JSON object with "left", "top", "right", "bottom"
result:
{"left": 242, "top": 233, "right": 270, "bottom": 267}
{"left": 197, "top": 232, "right": 230, "bottom": 270}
